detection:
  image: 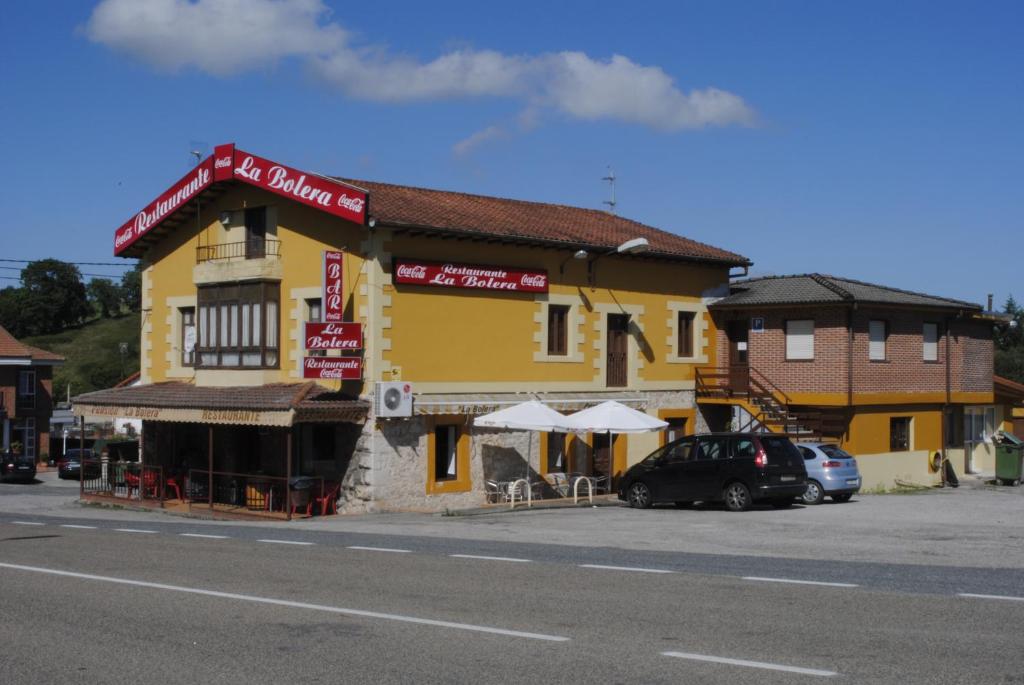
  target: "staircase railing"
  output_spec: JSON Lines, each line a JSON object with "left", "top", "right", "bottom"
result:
{"left": 696, "top": 365, "right": 848, "bottom": 439}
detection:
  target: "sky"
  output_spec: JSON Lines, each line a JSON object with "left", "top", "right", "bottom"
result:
{"left": 0, "top": 0, "right": 1021, "bottom": 308}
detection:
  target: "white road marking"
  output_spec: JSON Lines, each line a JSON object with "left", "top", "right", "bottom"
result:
{"left": 450, "top": 554, "right": 531, "bottom": 563}
{"left": 0, "top": 562, "right": 570, "bottom": 642}
{"left": 180, "top": 533, "right": 229, "bottom": 540}
{"left": 662, "top": 651, "right": 838, "bottom": 677}
{"left": 257, "top": 539, "right": 314, "bottom": 546}
{"left": 12, "top": 521, "right": 44, "bottom": 526}
{"left": 115, "top": 528, "right": 158, "bottom": 534}
{"left": 579, "top": 564, "right": 674, "bottom": 574}
{"left": 60, "top": 525, "right": 97, "bottom": 530}
{"left": 958, "top": 593, "right": 1024, "bottom": 603}
{"left": 743, "top": 576, "right": 858, "bottom": 588}
{"left": 347, "top": 545, "right": 411, "bottom": 554}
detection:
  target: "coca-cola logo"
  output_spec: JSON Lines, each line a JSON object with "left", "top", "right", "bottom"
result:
{"left": 396, "top": 264, "right": 427, "bottom": 279}
{"left": 521, "top": 274, "right": 547, "bottom": 288}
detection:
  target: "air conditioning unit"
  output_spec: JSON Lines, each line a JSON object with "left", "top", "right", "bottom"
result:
{"left": 375, "top": 381, "right": 414, "bottom": 418}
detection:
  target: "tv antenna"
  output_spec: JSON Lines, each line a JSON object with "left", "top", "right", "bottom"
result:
{"left": 602, "top": 166, "right": 617, "bottom": 213}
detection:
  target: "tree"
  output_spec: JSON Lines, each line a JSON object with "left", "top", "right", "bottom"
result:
{"left": 0, "top": 286, "right": 28, "bottom": 337}
{"left": 120, "top": 263, "right": 143, "bottom": 312}
{"left": 18, "top": 260, "right": 90, "bottom": 336}
{"left": 88, "top": 278, "right": 121, "bottom": 318}
{"left": 995, "top": 295, "right": 1024, "bottom": 385}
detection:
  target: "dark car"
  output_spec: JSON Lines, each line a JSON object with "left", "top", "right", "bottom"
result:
{"left": 1, "top": 452, "right": 37, "bottom": 482}
{"left": 58, "top": 449, "right": 99, "bottom": 480}
{"left": 618, "top": 433, "right": 808, "bottom": 511}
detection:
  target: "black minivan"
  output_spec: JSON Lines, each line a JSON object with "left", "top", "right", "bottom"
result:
{"left": 618, "top": 433, "right": 808, "bottom": 511}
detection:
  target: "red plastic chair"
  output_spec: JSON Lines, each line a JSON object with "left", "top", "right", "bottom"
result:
{"left": 142, "top": 471, "right": 160, "bottom": 499}
{"left": 125, "top": 472, "right": 140, "bottom": 499}
{"left": 165, "top": 476, "right": 182, "bottom": 500}
{"left": 315, "top": 482, "right": 341, "bottom": 516}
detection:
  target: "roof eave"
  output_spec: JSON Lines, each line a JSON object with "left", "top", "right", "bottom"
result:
{"left": 379, "top": 220, "right": 751, "bottom": 267}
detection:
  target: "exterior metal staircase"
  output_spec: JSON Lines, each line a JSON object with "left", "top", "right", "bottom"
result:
{"left": 695, "top": 366, "right": 848, "bottom": 440}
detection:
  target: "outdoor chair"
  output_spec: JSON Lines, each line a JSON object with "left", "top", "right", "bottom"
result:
{"left": 165, "top": 476, "right": 182, "bottom": 500}
{"left": 315, "top": 481, "right": 341, "bottom": 516}
{"left": 543, "top": 472, "right": 570, "bottom": 497}
{"left": 484, "top": 480, "right": 507, "bottom": 504}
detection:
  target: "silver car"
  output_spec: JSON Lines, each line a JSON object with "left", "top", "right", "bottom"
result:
{"left": 795, "top": 442, "right": 861, "bottom": 504}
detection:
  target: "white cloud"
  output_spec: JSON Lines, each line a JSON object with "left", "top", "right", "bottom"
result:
{"left": 452, "top": 125, "right": 506, "bottom": 157}
{"left": 85, "top": 0, "right": 345, "bottom": 75}
{"left": 86, "top": 0, "right": 755, "bottom": 132}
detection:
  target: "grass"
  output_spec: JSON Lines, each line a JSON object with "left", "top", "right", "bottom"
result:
{"left": 24, "top": 312, "right": 141, "bottom": 398}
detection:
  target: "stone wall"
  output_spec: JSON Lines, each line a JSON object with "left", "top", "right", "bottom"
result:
{"left": 337, "top": 389, "right": 696, "bottom": 513}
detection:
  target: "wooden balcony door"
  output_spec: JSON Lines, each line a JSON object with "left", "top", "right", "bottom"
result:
{"left": 245, "top": 207, "right": 267, "bottom": 259}
{"left": 606, "top": 314, "right": 629, "bottom": 387}
{"left": 727, "top": 320, "right": 749, "bottom": 395}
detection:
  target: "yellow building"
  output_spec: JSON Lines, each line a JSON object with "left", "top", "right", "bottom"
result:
{"left": 73, "top": 144, "right": 748, "bottom": 514}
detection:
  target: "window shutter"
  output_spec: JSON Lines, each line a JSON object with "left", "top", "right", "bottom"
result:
{"left": 922, "top": 323, "right": 938, "bottom": 361}
{"left": 785, "top": 320, "right": 814, "bottom": 360}
{"left": 869, "top": 320, "right": 886, "bottom": 361}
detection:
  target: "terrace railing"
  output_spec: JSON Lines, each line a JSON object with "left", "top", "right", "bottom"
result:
{"left": 196, "top": 239, "right": 281, "bottom": 264}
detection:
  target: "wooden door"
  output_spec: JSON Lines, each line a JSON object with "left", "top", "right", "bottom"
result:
{"left": 607, "top": 314, "right": 629, "bottom": 387}
{"left": 727, "top": 320, "right": 749, "bottom": 395}
{"left": 245, "top": 207, "right": 267, "bottom": 259}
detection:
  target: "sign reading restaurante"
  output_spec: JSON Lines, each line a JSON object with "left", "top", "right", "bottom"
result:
{"left": 114, "top": 143, "right": 368, "bottom": 255}
{"left": 393, "top": 259, "right": 549, "bottom": 293}
{"left": 302, "top": 357, "right": 362, "bottom": 380}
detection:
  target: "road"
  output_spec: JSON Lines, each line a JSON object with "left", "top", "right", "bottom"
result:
{"left": 1, "top": 475, "right": 1023, "bottom": 683}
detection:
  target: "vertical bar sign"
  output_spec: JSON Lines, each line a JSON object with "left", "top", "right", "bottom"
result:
{"left": 323, "top": 250, "right": 344, "bottom": 322}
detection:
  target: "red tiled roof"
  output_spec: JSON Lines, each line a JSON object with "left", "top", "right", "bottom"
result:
{"left": 0, "top": 325, "right": 64, "bottom": 362}
{"left": 337, "top": 178, "right": 749, "bottom": 266}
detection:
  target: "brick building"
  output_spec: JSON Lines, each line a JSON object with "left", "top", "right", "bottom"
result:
{"left": 698, "top": 274, "right": 1006, "bottom": 488}
{"left": 0, "top": 325, "right": 63, "bottom": 461}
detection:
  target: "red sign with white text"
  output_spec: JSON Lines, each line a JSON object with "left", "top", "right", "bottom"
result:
{"left": 303, "top": 357, "right": 362, "bottom": 380}
{"left": 232, "top": 149, "right": 367, "bottom": 225}
{"left": 322, "top": 250, "right": 344, "bottom": 323}
{"left": 114, "top": 158, "right": 214, "bottom": 254}
{"left": 393, "top": 259, "right": 548, "bottom": 293}
{"left": 304, "top": 322, "right": 362, "bottom": 350}
{"left": 113, "top": 143, "right": 369, "bottom": 255}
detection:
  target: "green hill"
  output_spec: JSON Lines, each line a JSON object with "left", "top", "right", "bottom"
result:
{"left": 24, "top": 313, "right": 141, "bottom": 399}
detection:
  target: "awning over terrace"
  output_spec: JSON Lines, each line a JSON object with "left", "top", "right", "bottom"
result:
{"left": 415, "top": 391, "right": 648, "bottom": 416}
{"left": 72, "top": 381, "right": 369, "bottom": 427}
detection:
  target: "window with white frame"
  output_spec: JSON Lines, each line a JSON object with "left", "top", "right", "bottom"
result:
{"left": 305, "top": 298, "right": 326, "bottom": 358}
{"left": 17, "top": 370, "right": 35, "bottom": 395}
{"left": 180, "top": 307, "right": 196, "bottom": 367}
{"left": 196, "top": 282, "right": 279, "bottom": 368}
{"left": 14, "top": 417, "right": 35, "bottom": 458}
{"left": 922, "top": 323, "right": 938, "bottom": 361}
{"left": 785, "top": 320, "right": 814, "bottom": 360}
{"left": 965, "top": 406, "right": 996, "bottom": 443}
{"left": 869, "top": 320, "right": 887, "bottom": 361}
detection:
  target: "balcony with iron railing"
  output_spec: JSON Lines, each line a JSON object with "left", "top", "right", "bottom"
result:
{"left": 196, "top": 238, "right": 281, "bottom": 264}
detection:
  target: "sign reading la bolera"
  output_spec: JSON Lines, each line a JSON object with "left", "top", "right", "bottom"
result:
{"left": 114, "top": 143, "right": 368, "bottom": 255}
{"left": 393, "top": 259, "right": 549, "bottom": 293}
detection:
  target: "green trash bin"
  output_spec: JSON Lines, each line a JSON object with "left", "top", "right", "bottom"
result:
{"left": 994, "top": 432, "right": 1024, "bottom": 486}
